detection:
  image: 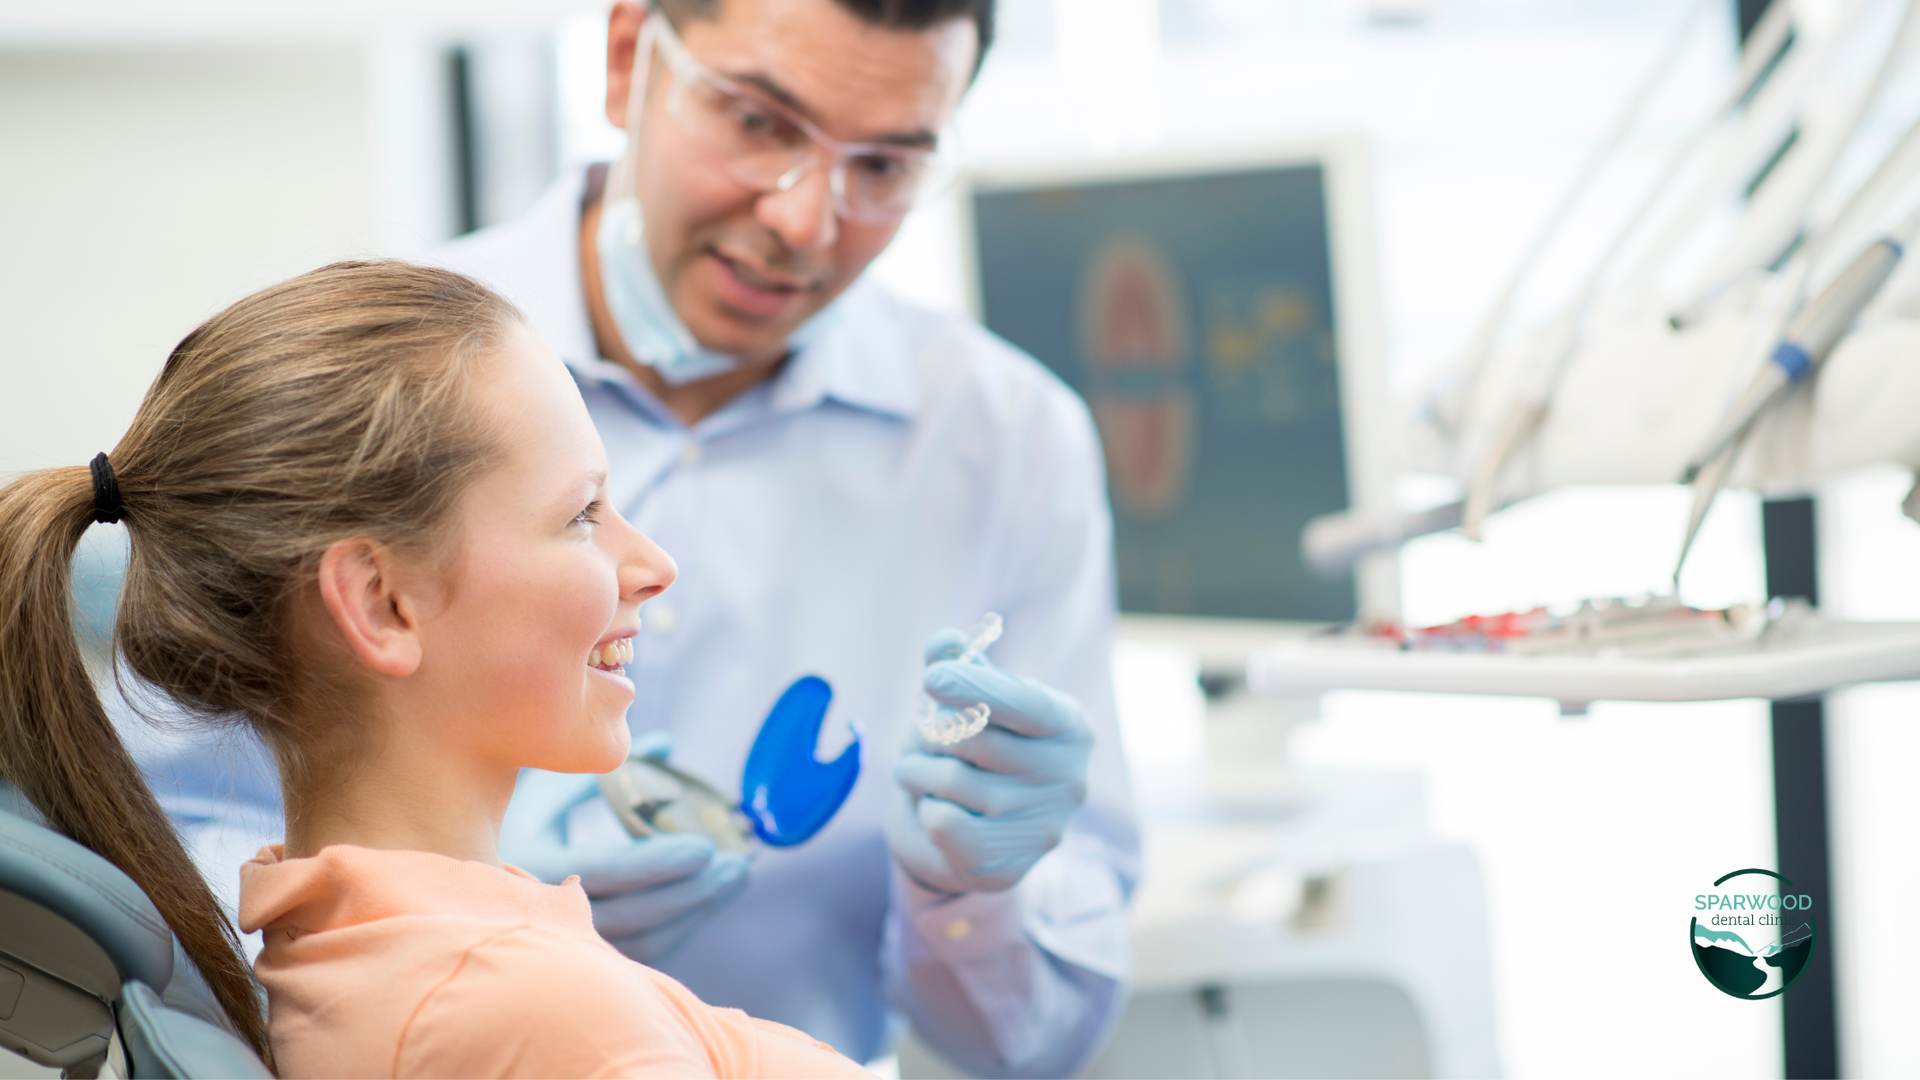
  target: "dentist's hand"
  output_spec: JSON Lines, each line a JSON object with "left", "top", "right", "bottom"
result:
{"left": 500, "top": 732, "right": 749, "bottom": 964}
{"left": 886, "top": 629, "right": 1094, "bottom": 895}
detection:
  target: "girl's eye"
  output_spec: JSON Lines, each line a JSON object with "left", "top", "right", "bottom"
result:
{"left": 573, "top": 500, "right": 603, "bottom": 527}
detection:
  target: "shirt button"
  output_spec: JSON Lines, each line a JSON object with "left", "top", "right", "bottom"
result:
{"left": 679, "top": 442, "right": 702, "bottom": 466}
{"left": 944, "top": 918, "right": 974, "bottom": 942}
{"left": 648, "top": 601, "right": 677, "bottom": 635}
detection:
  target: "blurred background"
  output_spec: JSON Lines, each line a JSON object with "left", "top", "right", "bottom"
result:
{"left": 6, "top": 0, "right": 1920, "bottom": 1075}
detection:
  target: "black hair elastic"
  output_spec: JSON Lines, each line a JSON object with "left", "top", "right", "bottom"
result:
{"left": 89, "top": 453, "right": 123, "bottom": 525}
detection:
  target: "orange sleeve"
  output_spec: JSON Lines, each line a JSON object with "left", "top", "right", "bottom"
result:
{"left": 390, "top": 927, "right": 724, "bottom": 1079}
{"left": 745, "top": 1018, "right": 876, "bottom": 1079}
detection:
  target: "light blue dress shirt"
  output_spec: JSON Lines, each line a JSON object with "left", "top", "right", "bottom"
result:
{"left": 438, "top": 167, "right": 1140, "bottom": 1077}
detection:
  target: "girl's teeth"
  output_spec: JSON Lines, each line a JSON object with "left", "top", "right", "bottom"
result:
{"left": 590, "top": 640, "right": 635, "bottom": 670}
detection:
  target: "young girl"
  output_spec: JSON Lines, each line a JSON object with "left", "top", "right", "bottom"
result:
{"left": 0, "top": 262, "right": 869, "bottom": 1078}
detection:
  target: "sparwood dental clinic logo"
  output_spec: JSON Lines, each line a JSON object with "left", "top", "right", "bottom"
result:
{"left": 1691, "top": 869, "right": 1817, "bottom": 999}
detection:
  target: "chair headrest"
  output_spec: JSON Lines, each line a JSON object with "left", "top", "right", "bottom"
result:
{"left": 0, "top": 781, "right": 174, "bottom": 992}
{"left": 121, "top": 980, "right": 273, "bottom": 1080}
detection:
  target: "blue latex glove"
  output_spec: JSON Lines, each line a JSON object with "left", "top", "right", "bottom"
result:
{"left": 886, "top": 629, "right": 1095, "bottom": 894}
{"left": 499, "top": 731, "right": 749, "bottom": 963}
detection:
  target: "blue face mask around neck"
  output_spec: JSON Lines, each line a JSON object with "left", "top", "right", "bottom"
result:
{"left": 594, "top": 194, "right": 847, "bottom": 387}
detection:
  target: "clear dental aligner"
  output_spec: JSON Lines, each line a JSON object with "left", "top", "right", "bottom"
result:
{"left": 916, "top": 613, "right": 1002, "bottom": 746}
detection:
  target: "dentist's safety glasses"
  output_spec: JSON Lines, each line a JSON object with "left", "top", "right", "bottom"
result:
{"left": 915, "top": 613, "right": 1002, "bottom": 746}
{"left": 642, "top": 11, "right": 963, "bottom": 225}
{"left": 601, "top": 676, "right": 862, "bottom": 851}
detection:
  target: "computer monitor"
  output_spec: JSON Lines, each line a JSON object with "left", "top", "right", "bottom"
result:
{"left": 967, "top": 141, "right": 1393, "bottom": 645}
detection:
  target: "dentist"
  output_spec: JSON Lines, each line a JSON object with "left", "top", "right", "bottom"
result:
{"left": 439, "top": 0, "right": 1136, "bottom": 1076}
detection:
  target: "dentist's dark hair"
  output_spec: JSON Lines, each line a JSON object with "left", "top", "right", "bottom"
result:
{"left": 658, "top": 0, "right": 996, "bottom": 75}
{"left": 0, "top": 261, "right": 522, "bottom": 1064}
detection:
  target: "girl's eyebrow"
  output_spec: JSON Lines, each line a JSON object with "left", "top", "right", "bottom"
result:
{"left": 559, "top": 470, "right": 606, "bottom": 505}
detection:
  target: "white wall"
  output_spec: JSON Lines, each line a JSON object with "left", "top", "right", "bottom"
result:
{"left": 0, "top": 46, "right": 379, "bottom": 478}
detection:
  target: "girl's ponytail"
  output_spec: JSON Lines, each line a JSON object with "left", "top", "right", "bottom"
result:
{"left": 0, "top": 465, "right": 272, "bottom": 1062}
{"left": 0, "top": 261, "right": 517, "bottom": 1070}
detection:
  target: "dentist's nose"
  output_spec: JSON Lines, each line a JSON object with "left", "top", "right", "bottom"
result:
{"left": 756, "top": 165, "right": 838, "bottom": 256}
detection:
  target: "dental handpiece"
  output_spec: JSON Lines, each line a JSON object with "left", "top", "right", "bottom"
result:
{"left": 1680, "top": 235, "right": 1907, "bottom": 482}
{"left": 916, "top": 612, "right": 1002, "bottom": 746}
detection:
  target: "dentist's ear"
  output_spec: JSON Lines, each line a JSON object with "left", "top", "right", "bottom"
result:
{"left": 316, "top": 538, "right": 424, "bottom": 678}
{"left": 604, "top": 1, "right": 649, "bottom": 130}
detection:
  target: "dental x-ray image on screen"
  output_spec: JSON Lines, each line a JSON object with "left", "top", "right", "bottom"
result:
{"left": 972, "top": 161, "right": 1355, "bottom": 621}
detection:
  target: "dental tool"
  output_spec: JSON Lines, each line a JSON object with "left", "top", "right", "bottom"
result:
{"left": 1616, "top": 0, "right": 1891, "bottom": 305}
{"left": 1671, "top": 426, "right": 1747, "bottom": 589}
{"left": 1459, "top": 10, "right": 1797, "bottom": 536}
{"left": 1671, "top": 201, "right": 1920, "bottom": 581}
{"left": 601, "top": 755, "right": 756, "bottom": 853}
{"left": 1460, "top": 0, "right": 1903, "bottom": 540}
{"left": 916, "top": 612, "right": 1002, "bottom": 746}
{"left": 602, "top": 675, "right": 862, "bottom": 850}
{"left": 1667, "top": 0, "right": 1920, "bottom": 330}
{"left": 1681, "top": 232, "right": 1910, "bottom": 483}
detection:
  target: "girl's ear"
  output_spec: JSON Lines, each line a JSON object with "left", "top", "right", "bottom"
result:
{"left": 316, "top": 539, "right": 424, "bottom": 678}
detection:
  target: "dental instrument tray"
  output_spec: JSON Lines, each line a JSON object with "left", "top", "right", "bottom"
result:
{"left": 1248, "top": 596, "right": 1920, "bottom": 704}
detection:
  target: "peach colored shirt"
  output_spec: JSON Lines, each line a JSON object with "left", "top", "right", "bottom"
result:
{"left": 238, "top": 845, "right": 871, "bottom": 1080}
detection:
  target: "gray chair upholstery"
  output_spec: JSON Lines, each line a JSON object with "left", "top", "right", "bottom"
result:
{"left": 0, "top": 783, "right": 270, "bottom": 1078}
{"left": 118, "top": 982, "right": 270, "bottom": 1080}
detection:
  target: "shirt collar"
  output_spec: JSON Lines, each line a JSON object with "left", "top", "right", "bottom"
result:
{"left": 567, "top": 318, "right": 921, "bottom": 439}
{"left": 237, "top": 843, "right": 594, "bottom": 938}
{"left": 764, "top": 279, "right": 919, "bottom": 422}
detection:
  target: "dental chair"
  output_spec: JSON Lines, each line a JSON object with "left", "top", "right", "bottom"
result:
{"left": 0, "top": 782, "right": 272, "bottom": 1079}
